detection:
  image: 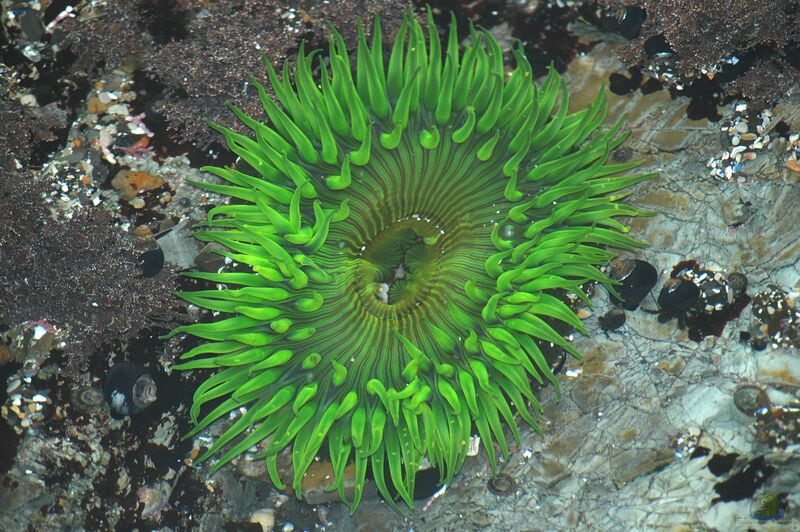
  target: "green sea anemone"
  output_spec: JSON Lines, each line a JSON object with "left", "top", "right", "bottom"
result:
{"left": 168, "top": 9, "right": 652, "bottom": 512}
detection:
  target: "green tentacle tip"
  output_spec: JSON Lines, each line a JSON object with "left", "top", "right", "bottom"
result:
{"left": 452, "top": 106, "right": 476, "bottom": 143}
{"left": 419, "top": 127, "right": 441, "bottom": 150}
{"left": 170, "top": 9, "right": 653, "bottom": 514}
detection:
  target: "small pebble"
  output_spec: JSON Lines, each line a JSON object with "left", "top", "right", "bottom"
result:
{"left": 129, "top": 197, "right": 146, "bottom": 209}
{"left": 250, "top": 508, "right": 275, "bottom": 532}
{"left": 735, "top": 121, "right": 749, "bottom": 134}
{"left": 6, "top": 378, "right": 21, "bottom": 394}
{"left": 107, "top": 103, "right": 129, "bottom": 115}
{"left": 20, "top": 94, "right": 37, "bottom": 107}
{"left": 87, "top": 96, "right": 107, "bottom": 114}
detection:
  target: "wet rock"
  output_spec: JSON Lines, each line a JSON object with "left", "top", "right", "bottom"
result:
{"left": 612, "top": 448, "right": 675, "bottom": 484}
{"left": 655, "top": 355, "right": 686, "bottom": 375}
{"left": 755, "top": 351, "right": 800, "bottom": 387}
{"left": 238, "top": 454, "right": 270, "bottom": 481}
{"left": 138, "top": 480, "right": 173, "bottom": 521}
{"left": 570, "top": 374, "right": 623, "bottom": 413}
{"left": 720, "top": 196, "right": 753, "bottom": 227}
{"left": 300, "top": 461, "right": 357, "bottom": 505}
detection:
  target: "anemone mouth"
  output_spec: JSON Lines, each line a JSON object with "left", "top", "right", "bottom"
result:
{"left": 168, "top": 8, "right": 653, "bottom": 513}
{"left": 328, "top": 132, "right": 507, "bottom": 323}
{"left": 351, "top": 216, "right": 446, "bottom": 317}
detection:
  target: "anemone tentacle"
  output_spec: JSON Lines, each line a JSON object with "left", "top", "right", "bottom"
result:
{"left": 169, "top": 9, "right": 652, "bottom": 512}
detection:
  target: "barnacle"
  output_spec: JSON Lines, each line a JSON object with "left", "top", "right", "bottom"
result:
{"left": 168, "top": 10, "right": 652, "bottom": 512}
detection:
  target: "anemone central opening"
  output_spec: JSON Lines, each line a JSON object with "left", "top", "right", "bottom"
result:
{"left": 356, "top": 216, "right": 445, "bottom": 317}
